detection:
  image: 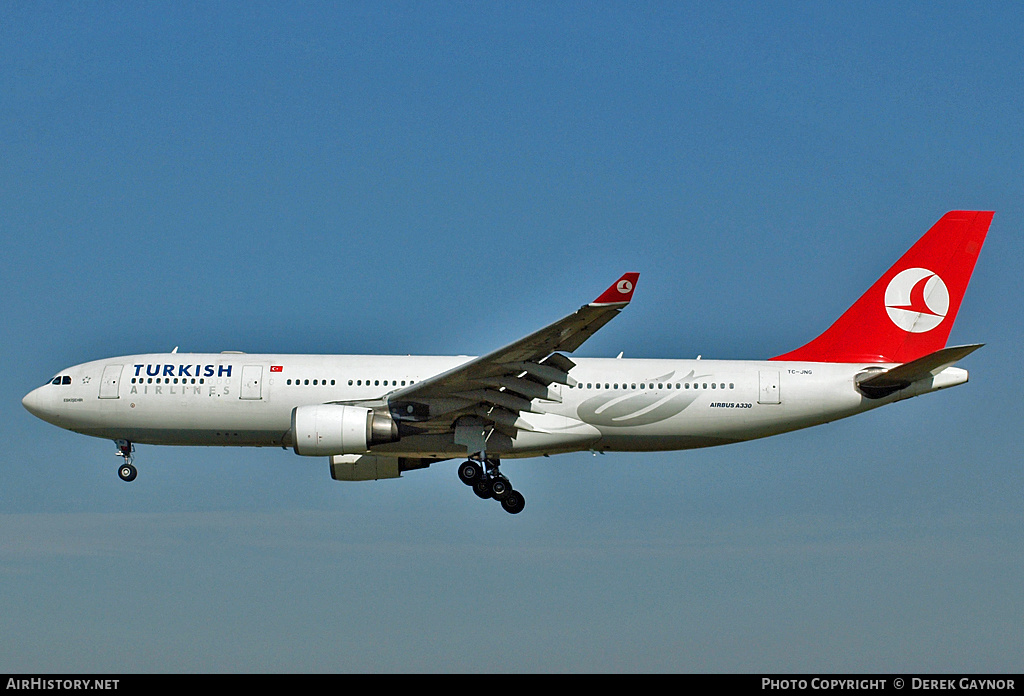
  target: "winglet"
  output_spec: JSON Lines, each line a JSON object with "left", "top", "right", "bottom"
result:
{"left": 591, "top": 273, "right": 640, "bottom": 306}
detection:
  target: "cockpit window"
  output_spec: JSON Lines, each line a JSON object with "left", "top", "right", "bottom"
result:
{"left": 62, "top": 376, "right": 71, "bottom": 385}
{"left": 49, "top": 376, "right": 72, "bottom": 386}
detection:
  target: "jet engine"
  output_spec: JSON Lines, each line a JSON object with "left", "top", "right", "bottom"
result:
{"left": 291, "top": 404, "right": 399, "bottom": 456}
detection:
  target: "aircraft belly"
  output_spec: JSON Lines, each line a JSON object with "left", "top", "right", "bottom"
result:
{"left": 506, "top": 412, "right": 601, "bottom": 454}
{"left": 507, "top": 426, "right": 601, "bottom": 454}
{"left": 69, "top": 426, "right": 286, "bottom": 447}
{"left": 371, "top": 417, "right": 601, "bottom": 458}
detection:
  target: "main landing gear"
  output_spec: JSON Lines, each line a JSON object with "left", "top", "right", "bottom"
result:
{"left": 457, "top": 458, "right": 525, "bottom": 514}
{"left": 115, "top": 440, "right": 137, "bottom": 482}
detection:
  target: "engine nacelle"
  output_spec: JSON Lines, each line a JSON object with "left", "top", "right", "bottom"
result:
{"left": 291, "top": 404, "right": 399, "bottom": 456}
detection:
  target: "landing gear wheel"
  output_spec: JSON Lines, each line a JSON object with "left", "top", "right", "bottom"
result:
{"left": 114, "top": 440, "right": 136, "bottom": 482}
{"left": 458, "top": 461, "right": 483, "bottom": 486}
{"left": 461, "top": 454, "right": 527, "bottom": 513}
{"left": 489, "top": 476, "right": 511, "bottom": 500}
{"left": 500, "top": 489, "right": 525, "bottom": 515}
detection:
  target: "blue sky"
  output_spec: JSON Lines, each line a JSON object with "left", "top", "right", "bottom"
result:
{"left": 2, "top": 2, "right": 1022, "bottom": 673}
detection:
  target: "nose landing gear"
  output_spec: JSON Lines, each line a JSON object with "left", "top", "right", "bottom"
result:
{"left": 115, "top": 440, "right": 137, "bottom": 482}
{"left": 458, "top": 458, "right": 525, "bottom": 514}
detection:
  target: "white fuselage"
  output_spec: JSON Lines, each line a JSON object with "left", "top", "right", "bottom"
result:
{"left": 22, "top": 352, "right": 968, "bottom": 460}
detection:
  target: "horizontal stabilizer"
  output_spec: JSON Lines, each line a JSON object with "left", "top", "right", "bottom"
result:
{"left": 856, "top": 343, "right": 983, "bottom": 398}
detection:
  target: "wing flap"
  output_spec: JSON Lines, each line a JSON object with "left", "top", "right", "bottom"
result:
{"left": 481, "top": 376, "right": 562, "bottom": 403}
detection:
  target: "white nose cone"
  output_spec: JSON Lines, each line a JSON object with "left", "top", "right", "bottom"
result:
{"left": 22, "top": 386, "right": 52, "bottom": 422}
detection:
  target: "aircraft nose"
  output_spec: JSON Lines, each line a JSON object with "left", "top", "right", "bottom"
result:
{"left": 22, "top": 386, "right": 50, "bottom": 420}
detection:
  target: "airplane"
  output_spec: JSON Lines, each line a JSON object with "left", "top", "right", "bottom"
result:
{"left": 23, "top": 210, "right": 992, "bottom": 514}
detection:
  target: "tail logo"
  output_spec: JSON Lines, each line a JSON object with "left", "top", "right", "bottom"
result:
{"left": 617, "top": 279, "right": 633, "bottom": 294}
{"left": 884, "top": 267, "right": 949, "bottom": 333}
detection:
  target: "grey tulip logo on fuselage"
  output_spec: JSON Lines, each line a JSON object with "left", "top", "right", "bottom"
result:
{"left": 576, "top": 370, "right": 705, "bottom": 427}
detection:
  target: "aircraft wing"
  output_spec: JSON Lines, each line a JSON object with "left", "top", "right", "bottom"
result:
{"left": 384, "top": 273, "right": 639, "bottom": 436}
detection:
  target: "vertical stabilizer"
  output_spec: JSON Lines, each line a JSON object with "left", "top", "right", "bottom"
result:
{"left": 772, "top": 211, "right": 992, "bottom": 364}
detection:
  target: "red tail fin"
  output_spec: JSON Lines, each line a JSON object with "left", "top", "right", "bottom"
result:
{"left": 772, "top": 211, "right": 992, "bottom": 364}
